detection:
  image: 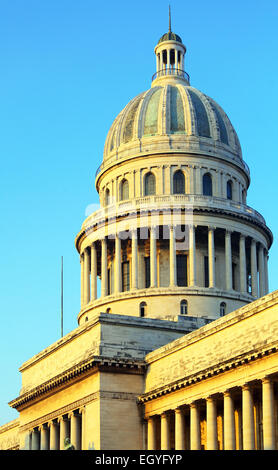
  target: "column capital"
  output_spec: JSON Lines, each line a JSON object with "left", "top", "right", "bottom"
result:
{"left": 205, "top": 394, "right": 217, "bottom": 402}
{"left": 57, "top": 415, "right": 68, "bottom": 424}
{"left": 261, "top": 376, "right": 272, "bottom": 385}
{"left": 48, "top": 419, "right": 58, "bottom": 427}
{"left": 38, "top": 423, "right": 48, "bottom": 431}
{"left": 189, "top": 401, "right": 198, "bottom": 408}
{"left": 160, "top": 410, "right": 170, "bottom": 418}
{"left": 68, "top": 410, "right": 81, "bottom": 421}
{"left": 208, "top": 225, "right": 216, "bottom": 232}
{"left": 242, "top": 382, "right": 252, "bottom": 391}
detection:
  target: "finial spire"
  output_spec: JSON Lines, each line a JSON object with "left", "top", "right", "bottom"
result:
{"left": 169, "top": 5, "right": 171, "bottom": 33}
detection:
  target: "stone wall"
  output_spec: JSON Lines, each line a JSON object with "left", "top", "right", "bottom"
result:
{"left": 0, "top": 419, "right": 19, "bottom": 450}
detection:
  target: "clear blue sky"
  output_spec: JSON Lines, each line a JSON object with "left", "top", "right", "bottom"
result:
{"left": 0, "top": 0, "right": 277, "bottom": 426}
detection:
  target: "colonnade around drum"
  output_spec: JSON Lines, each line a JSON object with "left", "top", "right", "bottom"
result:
{"left": 80, "top": 224, "right": 269, "bottom": 308}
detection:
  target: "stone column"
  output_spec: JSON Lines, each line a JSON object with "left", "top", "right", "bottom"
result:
{"left": 224, "top": 391, "right": 236, "bottom": 450}
{"left": 101, "top": 238, "right": 108, "bottom": 297}
{"left": 90, "top": 243, "right": 97, "bottom": 300}
{"left": 264, "top": 251, "right": 269, "bottom": 295}
{"left": 262, "top": 378, "right": 276, "bottom": 450}
{"left": 49, "top": 420, "right": 59, "bottom": 450}
{"left": 195, "top": 167, "right": 201, "bottom": 194}
{"left": 131, "top": 229, "right": 138, "bottom": 289}
{"left": 161, "top": 412, "right": 170, "bottom": 450}
{"left": 175, "top": 49, "right": 178, "bottom": 72}
{"left": 206, "top": 397, "right": 218, "bottom": 450}
{"left": 169, "top": 225, "right": 177, "bottom": 286}
{"left": 83, "top": 247, "right": 90, "bottom": 305}
{"left": 79, "top": 407, "right": 86, "bottom": 451}
{"left": 114, "top": 234, "right": 122, "bottom": 293}
{"left": 251, "top": 239, "right": 258, "bottom": 297}
{"left": 175, "top": 408, "right": 185, "bottom": 450}
{"left": 225, "top": 230, "right": 233, "bottom": 290}
{"left": 208, "top": 227, "right": 215, "bottom": 288}
{"left": 190, "top": 403, "right": 201, "bottom": 450}
{"left": 31, "top": 429, "right": 40, "bottom": 450}
{"left": 239, "top": 234, "right": 247, "bottom": 293}
{"left": 58, "top": 416, "right": 69, "bottom": 450}
{"left": 180, "top": 52, "right": 184, "bottom": 74}
{"left": 70, "top": 412, "right": 81, "bottom": 450}
{"left": 235, "top": 407, "right": 243, "bottom": 450}
{"left": 80, "top": 253, "right": 84, "bottom": 308}
{"left": 147, "top": 416, "right": 156, "bottom": 450}
{"left": 242, "top": 384, "right": 255, "bottom": 450}
{"left": 150, "top": 226, "right": 157, "bottom": 288}
{"left": 40, "top": 424, "right": 49, "bottom": 450}
{"left": 258, "top": 244, "right": 265, "bottom": 297}
{"left": 189, "top": 225, "right": 197, "bottom": 287}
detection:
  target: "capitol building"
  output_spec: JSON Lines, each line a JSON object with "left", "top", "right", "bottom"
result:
{"left": 1, "top": 21, "right": 278, "bottom": 451}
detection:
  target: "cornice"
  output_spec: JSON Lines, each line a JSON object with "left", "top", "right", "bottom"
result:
{"left": 9, "top": 355, "right": 146, "bottom": 410}
{"left": 75, "top": 203, "right": 272, "bottom": 253}
{"left": 137, "top": 341, "right": 278, "bottom": 404}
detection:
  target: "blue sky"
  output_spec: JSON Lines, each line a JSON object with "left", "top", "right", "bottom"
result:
{"left": 0, "top": 0, "right": 277, "bottom": 426}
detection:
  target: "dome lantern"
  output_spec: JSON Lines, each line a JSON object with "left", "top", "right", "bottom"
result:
{"left": 152, "top": 6, "right": 189, "bottom": 87}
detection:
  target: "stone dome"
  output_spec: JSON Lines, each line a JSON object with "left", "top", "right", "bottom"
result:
{"left": 101, "top": 83, "right": 243, "bottom": 173}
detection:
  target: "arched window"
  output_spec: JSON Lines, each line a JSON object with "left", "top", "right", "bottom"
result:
{"left": 220, "top": 302, "right": 226, "bottom": 317}
{"left": 106, "top": 307, "right": 111, "bottom": 313}
{"left": 227, "top": 180, "right": 233, "bottom": 200}
{"left": 105, "top": 188, "right": 111, "bottom": 206}
{"left": 203, "top": 173, "right": 212, "bottom": 196}
{"left": 180, "top": 300, "right": 188, "bottom": 315}
{"left": 120, "top": 179, "right": 129, "bottom": 201}
{"left": 144, "top": 172, "right": 156, "bottom": 196}
{"left": 140, "top": 302, "right": 147, "bottom": 317}
{"left": 173, "top": 170, "right": 185, "bottom": 194}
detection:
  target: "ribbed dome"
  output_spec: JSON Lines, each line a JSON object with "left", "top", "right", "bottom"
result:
{"left": 102, "top": 84, "right": 242, "bottom": 170}
{"left": 158, "top": 31, "right": 182, "bottom": 44}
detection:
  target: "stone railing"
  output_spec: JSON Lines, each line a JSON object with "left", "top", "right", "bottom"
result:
{"left": 83, "top": 194, "right": 266, "bottom": 229}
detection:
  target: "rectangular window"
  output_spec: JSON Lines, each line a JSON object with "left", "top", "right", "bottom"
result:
{"left": 204, "top": 256, "right": 209, "bottom": 287}
{"left": 122, "top": 261, "right": 130, "bottom": 292}
{"left": 145, "top": 257, "right": 150, "bottom": 288}
{"left": 177, "top": 254, "right": 187, "bottom": 287}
